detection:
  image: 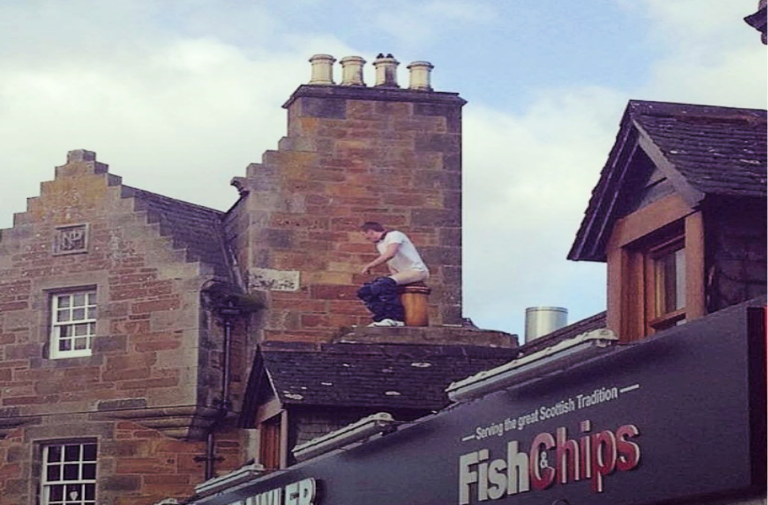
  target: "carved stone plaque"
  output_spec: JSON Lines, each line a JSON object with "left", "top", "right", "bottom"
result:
{"left": 53, "top": 224, "right": 88, "bottom": 255}
{"left": 249, "top": 268, "right": 300, "bottom": 291}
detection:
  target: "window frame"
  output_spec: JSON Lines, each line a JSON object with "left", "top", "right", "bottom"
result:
{"left": 49, "top": 289, "right": 97, "bottom": 359}
{"left": 40, "top": 441, "right": 98, "bottom": 505}
{"left": 643, "top": 235, "right": 687, "bottom": 333}
{"left": 606, "top": 194, "right": 706, "bottom": 342}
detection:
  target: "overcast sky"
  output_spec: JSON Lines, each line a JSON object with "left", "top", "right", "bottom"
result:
{"left": 1, "top": 0, "right": 765, "bottom": 337}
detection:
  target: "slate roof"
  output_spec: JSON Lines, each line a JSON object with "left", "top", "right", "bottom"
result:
{"left": 256, "top": 342, "right": 521, "bottom": 412}
{"left": 630, "top": 101, "right": 766, "bottom": 198}
{"left": 569, "top": 100, "right": 767, "bottom": 262}
{"left": 122, "top": 186, "right": 233, "bottom": 279}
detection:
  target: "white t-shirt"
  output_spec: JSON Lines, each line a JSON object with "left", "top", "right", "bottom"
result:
{"left": 376, "top": 231, "right": 429, "bottom": 274}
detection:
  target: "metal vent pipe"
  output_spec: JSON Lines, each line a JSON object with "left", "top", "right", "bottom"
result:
{"left": 525, "top": 307, "right": 568, "bottom": 343}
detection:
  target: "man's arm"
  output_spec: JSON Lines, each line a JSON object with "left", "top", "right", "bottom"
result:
{"left": 361, "top": 243, "right": 400, "bottom": 274}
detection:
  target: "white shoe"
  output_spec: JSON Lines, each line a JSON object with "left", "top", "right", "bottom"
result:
{"left": 368, "top": 318, "right": 405, "bottom": 327}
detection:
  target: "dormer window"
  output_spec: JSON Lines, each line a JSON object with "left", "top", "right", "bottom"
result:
{"left": 567, "top": 101, "right": 766, "bottom": 342}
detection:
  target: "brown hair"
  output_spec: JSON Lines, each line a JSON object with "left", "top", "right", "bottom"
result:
{"left": 361, "top": 221, "right": 385, "bottom": 232}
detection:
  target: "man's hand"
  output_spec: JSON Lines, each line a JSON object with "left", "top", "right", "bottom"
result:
{"left": 361, "top": 243, "right": 399, "bottom": 275}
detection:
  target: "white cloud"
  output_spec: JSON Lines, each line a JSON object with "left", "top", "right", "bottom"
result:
{"left": 461, "top": 87, "right": 624, "bottom": 333}
{"left": 0, "top": 1, "right": 356, "bottom": 222}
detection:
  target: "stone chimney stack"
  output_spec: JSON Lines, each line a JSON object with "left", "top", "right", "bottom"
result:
{"left": 231, "top": 54, "right": 466, "bottom": 343}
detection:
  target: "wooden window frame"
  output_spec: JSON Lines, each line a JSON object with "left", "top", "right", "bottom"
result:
{"left": 644, "top": 235, "right": 686, "bottom": 333}
{"left": 606, "top": 194, "right": 705, "bottom": 342}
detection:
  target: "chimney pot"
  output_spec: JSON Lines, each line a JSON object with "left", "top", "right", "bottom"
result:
{"left": 373, "top": 54, "right": 400, "bottom": 88}
{"left": 308, "top": 54, "right": 336, "bottom": 85}
{"left": 407, "top": 61, "right": 434, "bottom": 91}
{"left": 339, "top": 56, "right": 366, "bottom": 86}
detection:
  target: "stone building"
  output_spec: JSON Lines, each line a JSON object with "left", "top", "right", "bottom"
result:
{"left": 0, "top": 54, "right": 520, "bottom": 505}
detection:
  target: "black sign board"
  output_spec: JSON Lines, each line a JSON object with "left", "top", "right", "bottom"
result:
{"left": 195, "top": 301, "right": 766, "bottom": 505}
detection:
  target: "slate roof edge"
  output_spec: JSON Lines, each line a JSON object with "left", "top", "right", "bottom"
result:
{"left": 120, "top": 185, "right": 237, "bottom": 282}
{"left": 567, "top": 102, "right": 638, "bottom": 262}
{"left": 260, "top": 341, "right": 521, "bottom": 358}
{"left": 123, "top": 185, "right": 227, "bottom": 215}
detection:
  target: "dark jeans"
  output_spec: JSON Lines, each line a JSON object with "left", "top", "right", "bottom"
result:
{"left": 357, "top": 277, "right": 405, "bottom": 322}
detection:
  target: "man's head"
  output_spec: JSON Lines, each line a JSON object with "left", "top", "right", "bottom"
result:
{"left": 361, "top": 221, "right": 386, "bottom": 243}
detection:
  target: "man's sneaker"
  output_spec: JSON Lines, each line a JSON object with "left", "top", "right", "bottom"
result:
{"left": 368, "top": 318, "right": 405, "bottom": 327}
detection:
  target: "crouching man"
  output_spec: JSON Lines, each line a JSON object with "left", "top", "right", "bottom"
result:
{"left": 357, "top": 222, "right": 429, "bottom": 327}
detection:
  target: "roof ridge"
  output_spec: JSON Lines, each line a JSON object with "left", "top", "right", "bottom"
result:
{"left": 627, "top": 100, "right": 767, "bottom": 125}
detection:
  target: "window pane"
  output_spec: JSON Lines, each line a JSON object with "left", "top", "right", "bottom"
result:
{"left": 63, "top": 463, "right": 78, "bottom": 480}
{"left": 47, "top": 465, "right": 61, "bottom": 482}
{"left": 50, "top": 485, "right": 64, "bottom": 501}
{"left": 73, "top": 293, "right": 85, "bottom": 306}
{"left": 82, "top": 444, "right": 97, "bottom": 461}
{"left": 74, "top": 324, "right": 88, "bottom": 336}
{"left": 64, "top": 445, "right": 80, "bottom": 461}
{"left": 85, "top": 484, "right": 95, "bottom": 500}
{"left": 656, "top": 247, "right": 685, "bottom": 315}
{"left": 87, "top": 292, "right": 96, "bottom": 305}
{"left": 57, "top": 296, "right": 70, "bottom": 308}
{"left": 48, "top": 445, "right": 62, "bottom": 463}
{"left": 66, "top": 483, "right": 81, "bottom": 500}
{"left": 82, "top": 463, "right": 96, "bottom": 479}
{"left": 72, "top": 308, "right": 85, "bottom": 321}
{"left": 57, "top": 310, "right": 70, "bottom": 322}
{"left": 59, "top": 338, "right": 72, "bottom": 351}
{"left": 74, "top": 337, "right": 88, "bottom": 350}
{"left": 87, "top": 307, "right": 97, "bottom": 319}
{"left": 674, "top": 248, "right": 686, "bottom": 311}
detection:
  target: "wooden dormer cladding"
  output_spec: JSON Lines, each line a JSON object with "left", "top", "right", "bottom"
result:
{"left": 606, "top": 194, "right": 706, "bottom": 342}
